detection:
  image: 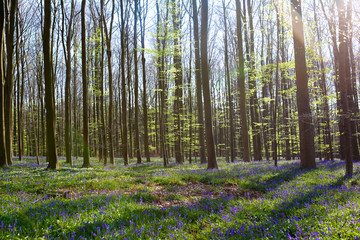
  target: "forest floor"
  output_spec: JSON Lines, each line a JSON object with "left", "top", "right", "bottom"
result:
{"left": 1, "top": 157, "right": 360, "bottom": 239}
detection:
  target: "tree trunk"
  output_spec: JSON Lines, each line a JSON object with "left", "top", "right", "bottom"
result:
{"left": 245, "top": 0, "right": 262, "bottom": 161}
{"left": 81, "top": 0, "right": 90, "bottom": 168}
{"left": 73, "top": 35, "right": 78, "bottom": 160}
{"left": 336, "top": 0, "right": 352, "bottom": 176}
{"left": 290, "top": 0, "right": 316, "bottom": 168}
{"left": 140, "top": 0, "right": 150, "bottom": 163}
{"left": 235, "top": 0, "right": 250, "bottom": 163}
{"left": 273, "top": 1, "right": 280, "bottom": 166}
{"left": 0, "top": 0, "right": 6, "bottom": 168}
{"left": 4, "top": 0, "right": 17, "bottom": 166}
{"left": 192, "top": 0, "right": 206, "bottom": 164}
{"left": 222, "top": 0, "right": 235, "bottom": 163}
{"left": 61, "top": 0, "right": 75, "bottom": 166}
{"left": 103, "top": 0, "right": 115, "bottom": 165}
{"left": 16, "top": 13, "right": 22, "bottom": 161}
{"left": 134, "top": 0, "right": 142, "bottom": 164}
{"left": 201, "top": 0, "right": 217, "bottom": 169}
{"left": 120, "top": 0, "right": 128, "bottom": 165}
{"left": 172, "top": 0, "right": 184, "bottom": 164}
{"left": 156, "top": 0, "right": 168, "bottom": 167}
{"left": 44, "top": 0, "right": 59, "bottom": 169}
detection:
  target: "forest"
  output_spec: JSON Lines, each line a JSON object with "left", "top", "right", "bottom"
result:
{"left": 0, "top": 0, "right": 360, "bottom": 239}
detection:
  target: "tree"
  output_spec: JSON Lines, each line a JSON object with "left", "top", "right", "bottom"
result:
{"left": 235, "top": 0, "right": 250, "bottom": 163}
{"left": 244, "top": 0, "right": 262, "bottom": 162}
{"left": 81, "top": 0, "right": 90, "bottom": 168}
{"left": 172, "top": 0, "right": 184, "bottom": 164}
{"left": 61, "top": 0, "right": 76, "bottom": 166}
{"left": 4, "top": 0, "right": 17, "bottom": 166}
{"left": 133, "top": 0, "right": 142, "bottom": 164}
{"left": 140, "top": 0, "right": 150, "bottom": 163}
{"left": 102, "top": 0, "right": 115, "bottom": 165}
{"left": 156, "top": 0, "right": 169, "bottom": 167}
{"left": 120, "top": 0, "right": 128, "bottom": 165}
{"left": 222, "top": 0, "right": 235, "bottom": 163}
{"left": 272, "top": 0, "right": 280, "bottom": 166}
{"left": 336, "top": 0, "right": 352, "bottom": 176}
{"left": 192, "top": 0, "right": 206, "bottom": 164}
{"left": 44, "top": 0, "right": 59, "bottom": 169}
{"left": 290, "top": 0, "right": 315, "bottom": 168}
{"left": 0, "top": 0, "right": 6, "bottom": 168}
{"left": 201, "top": 0, "right": 217, "bottom": 169}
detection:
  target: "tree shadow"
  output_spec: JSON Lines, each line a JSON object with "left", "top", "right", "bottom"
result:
{"left": 251, "top": 175, "right": 348, "bottom": 239}
{"left": 0, "top": 190, "right": 235, "bottom": 239}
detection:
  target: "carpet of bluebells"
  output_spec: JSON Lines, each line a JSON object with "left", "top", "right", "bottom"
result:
{"left": 1, "top": 157, "right": 360, "bottom": 239}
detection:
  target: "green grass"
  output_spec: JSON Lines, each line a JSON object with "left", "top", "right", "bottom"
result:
{"left": 0, "top": 157, "right": 360, "bottom": 239}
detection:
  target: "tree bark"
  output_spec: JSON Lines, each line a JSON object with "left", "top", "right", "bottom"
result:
{"left": 172, "top": 0, "right": 184, "bottom": 164}
{"left": 81, "top": 0, "right": 90, "bottom": 168}
{"left": 245, "top": 0, "right": 262, "bottom": 161}
{"left": 336, "top": 0, "right": 352, "bottom": 176}
{"left": 0, "top": 0, "right": 6, "bottom": 168}
{"left": 4, "top": 0, "right": 17, "bottom": 166}
{"left": 120, "top": 0, "right": 128, "bottom": 165}
{"left": 235, "top": 0, "right": 250, "bottom": 163}
{"left": 44, "top": 0, "right": 59, "bottom": 169}
{"left": 290, "top": 0, "right": 316, "bottom": 168}
{"left": 103, "top": 0, "right": 115, "bottom": 165}
{"left": 140, "top": 0, "right": 150, "bottom": 162}
{"left": 222, "top": 0, "right": 235, "bottom": 163}
{"left": 61, "top": 0, "right": 75, "bottom": 166}
{"left": 201, "top": 0, "right": 217, "bottom": 169}
{"left": 134, "top": 0, "right": 142, "bottom": 164}
{"left": 192, "top": 0, "right": 206, "bottom": 164}
{"left": 156, "top": 0, "right": 168, "bottom": 167}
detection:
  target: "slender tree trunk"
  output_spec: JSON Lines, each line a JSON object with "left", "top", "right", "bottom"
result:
{"left": 44, "top": 0, "right": 59, "bottom": 169}
{"left": 4, "top": 0, "right": 17, "bottom": 166}
{"left": 235, "top": 0, "right": 250, "bottom": 163}
{"left": 280, "top": 7, "right": 291, "bottom": 161}
{"left": 126, "top": 33, "right": 133, "bottom": 159}
{"left": 156, "top": 0, "right": 168, "bottom": 167}
{"left": 192, "top": 0, "right": 206, "bottom": 164}
{"left": 99, "top": 15, "right": 107, "bottom": 164}
{"left": 61, "top": 0, "right": 75, "bottom": 166}
{"left": 133, "top": 0, "right": 142, "bottom": 164}
{"left": 120, "top": 0, "right": 128, "bottom": 165}
{"left": 103, "top": 0, "right": 115, "bottom": 165}
{"left": 16, "top": 14, "right": 22, "bottom": 161}
{"left": 28, "top": 68, "right": 40, "bottom": 165}
{"left": 273, "top": 0, "right": 281, "bottom": 166}
{"left": 290, "top": 0, "right": 316, "bottom": 168}
{"left": 222, "top": 0, "right": 234, "bottom": 163}
{"left": 172, "top": 0, "right": 184, "bottom": 164}
{"left": 73, "top": 37, "right": 78, "bottom": 160}
{"left": 201, "top": 0, "right": 217, "bottom": 169}
{"left": 81, "top": 0, "right": 90, "bottom": 168}
{"left": 140, "top": 0, "right": 150, "bottom": 162}
{"left": 0, "top": 0, "right": 6, "bottom": 168}
{"left": 259, "top": 10, "right": 270, "bottom": 161}
{"left": 245, "top": 0, "right": 262, "bottom": 161}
